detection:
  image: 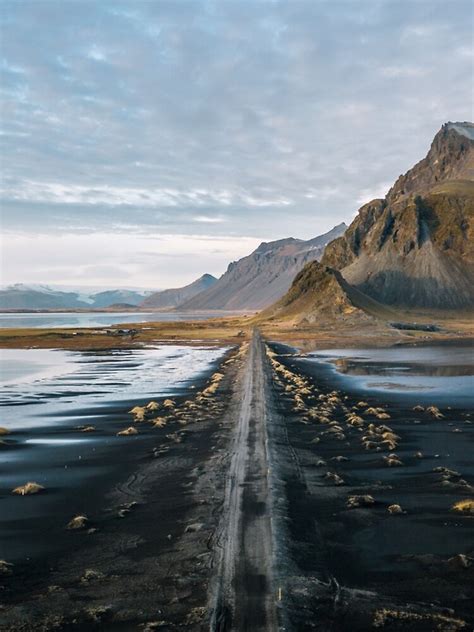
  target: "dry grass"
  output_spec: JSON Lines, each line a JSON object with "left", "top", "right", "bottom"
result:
{"left": 373, "top": 607, "right": 465, "bottom": 629}
{"left": 12, "top": 481, "right": 45, "bottom": 495}
{"left": 451, "top": 499, "right": 474, "bottom": 514}
{"left": 117, "top": 426, "right": 138, "bottom": 436}
{"left": 67, "top": 515, "right": 89, "bottom": 530}
{"left": 0, "top": 317, "right": 251, "bottom": 350}
{"left": 387, "top": 504, "right": 404, "bottom": 514}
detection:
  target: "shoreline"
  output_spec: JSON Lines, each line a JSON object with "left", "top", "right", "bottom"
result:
{"left": 0, "top": 332, "right": 473, "bottom": 629}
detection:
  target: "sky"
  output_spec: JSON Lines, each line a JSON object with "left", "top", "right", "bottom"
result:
{"left": 1, "top": 0, "right": 473, "bottom": 290}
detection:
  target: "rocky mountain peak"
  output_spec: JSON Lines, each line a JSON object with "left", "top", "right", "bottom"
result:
{"left": 387, "top": 121, "right": 474, "bottom": 203}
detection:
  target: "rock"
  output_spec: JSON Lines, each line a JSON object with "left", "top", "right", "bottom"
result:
{"left": 12, "top": 481, "right": 45, "bottom": 495}
{"left": 447, "top": 553, "right": 472, "bottom": 570}
{"left": 0, "top": 560, "right": 13, "bottom": 575}
{"left": 0, "top": 427, "right": 10, "bottom": 435}
{"left": 163, "top": 399, "right": 176, "bottom": 408}
{"left": 185, "top": 522, "right": 204, "bottom": 533}
{"left": 117, "top": 426, "right": 138, "bottom": 436}
{"left": 78, "top": 425, "right": 95, "bottom": 432}
{"left": 331, "top": 455, "right": 349, "bottom": 462}
{"left": 413, "top": 405, "right": 424, "bottom": 412}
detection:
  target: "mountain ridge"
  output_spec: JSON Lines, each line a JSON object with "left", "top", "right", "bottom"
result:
{"left": 263, "top": 121, "right": 474, "bottom": 323}
{"left": 179, "top": 223, "right": 347, "bottom": 311}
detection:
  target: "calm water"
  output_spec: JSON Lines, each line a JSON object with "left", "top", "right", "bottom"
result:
{"left": 303, "top": 346, "right": 474, "bottom": 407}
{"left": 0, "top": 311, "right": 229, "bottom": 329}
{"left": 0, "top": 345, "right": 229, "bottom": 560}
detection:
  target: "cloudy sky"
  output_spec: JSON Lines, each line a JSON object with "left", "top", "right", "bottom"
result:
{"left": 1, "top": 0, "right": 472, "bottom": 289}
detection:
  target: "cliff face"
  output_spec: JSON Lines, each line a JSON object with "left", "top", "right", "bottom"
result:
{"left": 265, "top": 122, "right": 474, "bottom": 323}
{"left": 179, "top": 223, "right": 347, "bottom": 311}
{"left": 320, "top": 122, "right": 474, "bottom": 309}
{"left": 140, "top": 274, "right": 217, "bottom": 309}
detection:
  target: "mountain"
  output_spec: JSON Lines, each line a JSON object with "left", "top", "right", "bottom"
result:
{"left": 0, "top": 285, "right": 90, "bottom": 310}
{"left": 266, "top": 121, "right": 474, "bottom": 323}
{"left": 89, "top": 290, "right": 148, "bottom": 308}
{"left": 140, "top": 274, "right": 217, "bottom": 309}
{"left": 179, "top": 224, "right": 347, "bottom": 311}
{"left": 0, "top": 284, "right": 151, "bottom": 310}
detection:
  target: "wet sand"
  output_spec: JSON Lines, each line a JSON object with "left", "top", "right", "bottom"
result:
{"left": 1, "top": 333, "right": 473, "bottom": 631}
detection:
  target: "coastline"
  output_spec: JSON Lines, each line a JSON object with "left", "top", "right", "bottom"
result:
{"left": 1, "top": 332, "right": 473, "bottom": 630}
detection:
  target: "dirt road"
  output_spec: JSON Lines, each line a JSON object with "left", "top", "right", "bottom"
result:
{"left": 210, "top": 330, "right": 279, "bottom": 631}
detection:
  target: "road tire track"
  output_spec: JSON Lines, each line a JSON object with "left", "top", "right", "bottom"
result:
{"left": 210, "top": 330, "right": 279, "bottom": 631}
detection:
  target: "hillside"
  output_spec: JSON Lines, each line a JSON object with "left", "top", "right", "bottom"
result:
{"left": 140, "top": 274, "right": 217, "bottom": 309}
{"left": 267, "top": 121, "right": 474, "bottom": 323}
{"left": 179, "top": 223, "right": 346, "bottom": 311}
{"left": 0, "top": 285, "right": 150, "bottom": 310}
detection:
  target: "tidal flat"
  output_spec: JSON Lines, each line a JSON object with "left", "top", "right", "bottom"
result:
{"left": 0, "top": 333, "right": 473, "bottom": 630}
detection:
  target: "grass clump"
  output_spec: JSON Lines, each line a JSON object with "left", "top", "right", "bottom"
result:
{"left": 451, "top": 499, "right": 474, "bottom": 514}
{"left": 67, "top": 514, "right": 89, "bottom": 530}
{"left": 12, "top": 481, "right": 45, "bottom": 495}
{"left": 117, "top": 426, "right": 138, "bottom": 436}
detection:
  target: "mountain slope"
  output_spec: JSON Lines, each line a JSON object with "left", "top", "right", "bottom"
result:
{"left": 0, "top": 285, "right": 150, "bottom": 310}
{"left": 89, "top": 290, "right": 149, "bottom": 308}
{"left": 179, "top": 223, "right": 346, "bottom": 311}
{"left": 140, "top": 274, "right": 217, "bottom": 309}
{"left": 263, "top": 121, "right": 474, "bottom": 323}
{"left": 0, "top": 285, "right": 90, "bottom": 310}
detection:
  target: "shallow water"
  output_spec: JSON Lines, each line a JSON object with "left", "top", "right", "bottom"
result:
{"left": 303, "top": 346, "right": 474, "bottom": 407}
{"left": 0, "top": 311, "right": 230, "bottom": 329}
{"left": 0, "top": 345, "right": 228, "bottom": 561}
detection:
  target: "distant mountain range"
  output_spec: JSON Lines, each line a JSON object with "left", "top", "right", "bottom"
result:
{"left": 140, "top": 274, "right": 217, "bottom": 309}
{"left": 0, "top": 285, "right": 152, "bottom": 311}
{"left": 5, "top": 122, "right": 471, "bottom": 318}
{"left": 264, "top": 121, "right": 474, "bottom": 324}
{"left": 179, "top": 224, "right": 347, "bottom": 311}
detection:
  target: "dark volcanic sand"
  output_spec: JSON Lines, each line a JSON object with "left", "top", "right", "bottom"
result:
{"left": 1, "top": 337, "right": 473, "bottom": 631}
{"left": 266, "top": 342, "right": 474, "bottom": 630}
{"left": 0, "top": 347, "right": 243, "bottom": 631}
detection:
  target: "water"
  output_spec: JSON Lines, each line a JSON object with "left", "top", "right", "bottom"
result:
{"left": 0, "top": 345, "right": 229, "bottom": 560}
{"left": 0, "top": 311, "right": 228, "bottom": 329}
{"left": 302, "top": 345, "right": 474, "bottom": 407}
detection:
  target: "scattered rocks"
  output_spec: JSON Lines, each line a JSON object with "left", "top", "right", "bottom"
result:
{"left": 387, "top": 504, "right": 404, "bottom": 514}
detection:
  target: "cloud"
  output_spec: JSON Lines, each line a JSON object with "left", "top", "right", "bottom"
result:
{"left": 0, "top": 0, "right": 472, "bottom": 286}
